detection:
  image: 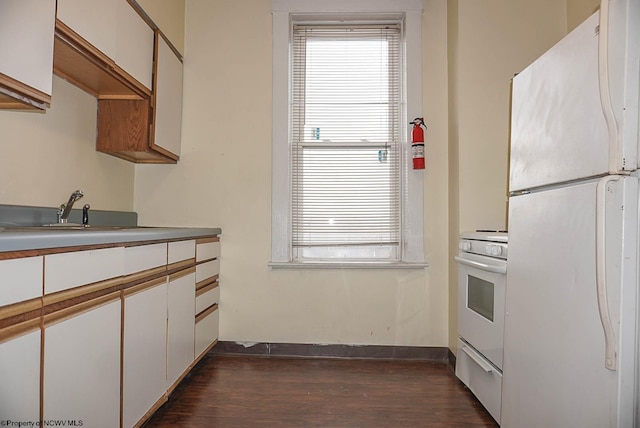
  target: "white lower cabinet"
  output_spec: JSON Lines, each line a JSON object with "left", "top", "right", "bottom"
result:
{"left": 123, "top": 278, "right": 168, "bottom": 428}
{"left": 195, "top": 306, "right": 219, "bottom": 359}
{"left": 0, "top": 328, "right": 41, "bottom": 421}
{"left": 167, "top": 269, "right": 196, "bottom": 388}
{"left": 44, "top": 297, "right": 121, "bottom": 428}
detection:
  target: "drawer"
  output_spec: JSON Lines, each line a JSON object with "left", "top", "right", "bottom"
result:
{"left": 455, "top": 339, "right": 502, "bottom": 424}
{"left": 0, "top": 257, "right": 43, "bottom": 307}
{"left": 196, "top": 240, "right": 220, "bottom": 262}
{"left": 195, "top": 306, "right": 218, "bottom": 358}
{"left": 168, "top": 240, "right": 195, "bottom": 264}
{"left": 124, "top": 243, "right": 167, "bottom": 275}
{"left": 195, "top": 283, "right": 219, "bottom": 315}
{"left": 195, "top": 259, "right": 220, "bottom": 283}
{"left": 45, "top": 247, "right": 124, "bottom": 294}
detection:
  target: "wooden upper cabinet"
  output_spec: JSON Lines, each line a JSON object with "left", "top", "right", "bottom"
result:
{"left": 96, "top": 30, "right": 183, "bottom": 163}
{"left": 0, "top": 0, "right": 55, "bottom": 111}
{"left": 54, "top": 0, "right": 152, "bottom": 99}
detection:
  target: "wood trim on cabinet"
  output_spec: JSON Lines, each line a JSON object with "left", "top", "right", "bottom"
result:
{"left": 196, "top": 236, "right": 220, "bottom": 245}
{"left": 122, "top": 276, "right": 166, "bottom": 297}
{"left": 193, "top": 339, "right": 218, "bottom": 366}
{"left": 195, "top": 303, "right": 218, "bottom": 324}
{"left": 53, "top": 20, "right": 150, "bottom": 99}
{"left": 122, "top": 266, "right": 167, "bottom": 290}
{"left": 0, "top": 318, "right": 40, "bottom": 344}
{"left": 195, "top": 277, "right": 218, "bottom": 293}
{"left": 133, "top": 394, "right": 168, "bottom": 428}
{"left": 0, "top": 297, "right": 42, "bottom": 322}
{"left": 0, "top": 298, "right": 43, "bottom": 331}
{"left": 195, "top": 281, "right": 218, "bottom": 298}
{"left": 168, "top": 264, "right": 196, "bottom": 281}
{"left": 43, "top": 291, "right": 120, "bottom": 327}
{"left": 0, "top": 72, "right": 51, "bottom": 110}
{"left": 43, "top": 277, "right": 123, "bottom": 309}
{"left": 0, "top": 236, "right": 220, "bottom": 261}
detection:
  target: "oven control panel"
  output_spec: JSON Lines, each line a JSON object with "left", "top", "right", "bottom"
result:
{"left": 459, "top": 231, "right": 508, "bottom": 260}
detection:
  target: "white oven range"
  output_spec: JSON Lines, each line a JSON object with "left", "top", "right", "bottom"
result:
{"left": 454, "top": 230, "right": 507, "bottom": 424}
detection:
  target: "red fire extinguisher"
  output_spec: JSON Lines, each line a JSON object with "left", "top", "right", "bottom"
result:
{"left": 410, "top": 117, "right": 426, "bottom": 170}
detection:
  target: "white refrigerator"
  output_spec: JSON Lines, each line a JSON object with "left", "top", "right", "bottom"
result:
{"left": 503, "top": 0, "right": 640, "bottom": 427}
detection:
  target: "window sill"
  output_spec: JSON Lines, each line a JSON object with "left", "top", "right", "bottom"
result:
{"left": 268, "top": 261, "right": 428, "bottom": 270}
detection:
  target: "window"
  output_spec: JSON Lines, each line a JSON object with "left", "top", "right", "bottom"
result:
{"left": 271, "top": 0, "right": 425, "bottom": 268}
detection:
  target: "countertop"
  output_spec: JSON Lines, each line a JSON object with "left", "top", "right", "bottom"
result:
{"left": 0, "top": 226, "right": 222, "bottom": 253}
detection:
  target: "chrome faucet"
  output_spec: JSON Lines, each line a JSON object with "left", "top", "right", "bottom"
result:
{"left": 57, "top": 190, "right": 84, "bottom": 223}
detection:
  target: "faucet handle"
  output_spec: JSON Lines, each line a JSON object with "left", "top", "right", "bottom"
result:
{"left": 57, "top": 204, "right": 66, "bottom": 223}
{"left": 82, "top": 204, "right": 90, "bottom": 226}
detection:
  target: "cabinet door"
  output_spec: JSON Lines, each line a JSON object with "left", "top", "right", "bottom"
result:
{"left": 56, "top": 0, "right": 118, "bottom": 61}
{"left": 0, "top": 329, "right": 40, "bottom": 421}
{"left": 0, "top": 256, "right": 43, "bottom": 307}
{"left": 123, "top": 279, "right": 168, "bottom": 428}
{"left": 44, "top": 297, "right": 121, "bottom": 428}
{"left": 152, "top": 33, "right": 183, "bottom": 158}
{"left": 167, "top": 269, "right": 196, "bottom": 388}
{"left": 0, "top": 0, "right": 55, "bottom": 108}
{"left": 115, "top": 0, "right": 153, "bottom": 90}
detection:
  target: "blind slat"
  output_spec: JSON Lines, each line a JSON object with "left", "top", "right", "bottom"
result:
{"left": 291, "top": 25, "right": 402, "bottom": 252}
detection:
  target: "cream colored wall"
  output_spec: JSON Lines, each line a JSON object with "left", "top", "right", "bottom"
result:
{"left": 134, "top": 0, "right": 451, "bottom": 347}
{"left": 0, "top": 77, "right": 134, "bottom": 211}
{"left": 135, "top": 0, "right": 185, "bottom": 54}
{"left": 448, "top": 0, "right": 568, "bottom": 352}
{"left": 567, "top": 0, "right": 600, "bottom": 32}
{"left": 456, "top": 0, "right": 567, "bottom": 234}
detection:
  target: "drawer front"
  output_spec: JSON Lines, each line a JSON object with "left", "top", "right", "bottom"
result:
{"left": 195, "top": 307, "right": 218, "bottom": 358}
{"left": 0, "top": 257, "right": 43, "bottom": 307}
{"left": 195, "top": 284, "right": 219, "bottom": 315}
{"left": 195, "top": 259, "right": 220, "bottom": 283}
{"left": 455, "top": 339, "right": 502, "bottom": 423}
{"left": 196, "top": 241, "right": 220, "bottom": 262}
{"left": 124, "top": 243, "right": 167, "bottom": 275}
{"left": 168, "top": 240, "right": 195, "bottom": 264}
{"left": 45, "top": 247, "right": 124, "bottom": 294}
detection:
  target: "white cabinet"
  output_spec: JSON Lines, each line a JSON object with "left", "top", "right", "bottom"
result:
{"left": 123, "top": 278, "right": 168, "bottom": 428}
{"left": 44, "top": 247, "right": 124, "bottom": 294}
{"left": 124, "top": 242, "right": 167, "bottom": 275}
{"left": 0, "top": 256, "right": 43, "bottom": 306}
{"left": 152, "top": 32, "right": 184, "bottom": 158}
{"left": 167, "top": 268, "right": 196, "bottom": 389}
{"left": 0, "top": 329, "right": 41, "bottom": 421}
{"left": 56, "top": 0, "right": 153, "bottom": 90}
{"left": 0, "top": 256, "right": 42, "bottom": 422}
{"left": 194, "top": 238, "right": 220, "bottom": 360}
{"left": 56, "top": 0, "right": 117, "bottom": 60}
{"left": 115, "top": 0, "right": 154, "bottom": 89}
{"left": 0, "top": 0, "right": 55, "bottom": 109}
{"left": 195, "top": 305, "right": 219, "bottom": 359}
{"left": 44, "top": 296, "right": 121, "bottom": 428}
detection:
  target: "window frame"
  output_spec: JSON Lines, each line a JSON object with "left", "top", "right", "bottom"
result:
{"left": 270, "top": 0, "right": 426, "bottom": 269}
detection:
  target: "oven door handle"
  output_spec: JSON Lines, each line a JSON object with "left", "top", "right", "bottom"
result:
{"left": 460, "top": 344, "right": 494, "bottom": 373}
{"left": 454, "top": 256, "right": 506, "bottom": 274}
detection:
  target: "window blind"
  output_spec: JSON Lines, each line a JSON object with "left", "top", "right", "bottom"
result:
{"left": 291, "top": 24, "right": 402, "bottom": 260}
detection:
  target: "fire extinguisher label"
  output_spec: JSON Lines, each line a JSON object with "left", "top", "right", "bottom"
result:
{"left": 412, "top": 143, "right": 424, "bottom": 156}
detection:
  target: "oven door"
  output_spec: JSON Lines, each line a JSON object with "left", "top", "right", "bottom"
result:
{"left": 455, "top": 252, "right": 506, "bottom": 370}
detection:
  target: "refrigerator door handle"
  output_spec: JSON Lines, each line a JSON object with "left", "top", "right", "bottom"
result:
{"left": 595, "top": 175, "right": 620, "bottom": 371}
{"left": 598, "top": 0, "right": 621, "bottom": 174}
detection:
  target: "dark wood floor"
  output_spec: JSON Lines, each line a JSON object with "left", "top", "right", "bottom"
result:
{"left": 146, "top": 354, "right": 498, "bottom": 427}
